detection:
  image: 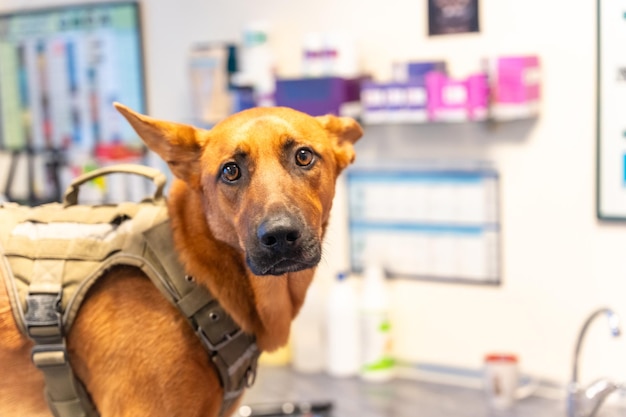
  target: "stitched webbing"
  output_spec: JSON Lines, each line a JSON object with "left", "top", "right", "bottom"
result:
{"left": 21, "top": 247, "right": 98, "bottom": 417}
{"left": 143, "top": 222, "right": 260, "bottom": 416}
{"left": 32, "top": 345, "right": 99, "bottom": 417}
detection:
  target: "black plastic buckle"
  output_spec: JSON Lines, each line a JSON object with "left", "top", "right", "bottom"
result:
{"left": 24, "top": 293, "right": 64, "bottom": 342}
{"left": 25, "top": 293, "right": 62, "bottom": 327}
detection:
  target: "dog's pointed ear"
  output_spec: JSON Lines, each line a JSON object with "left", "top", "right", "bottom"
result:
{"left": 316, "top": 115, "right": 363, "bottom": 172}
{"left": 114, "top": 102, "right": 203, "bottom": 187}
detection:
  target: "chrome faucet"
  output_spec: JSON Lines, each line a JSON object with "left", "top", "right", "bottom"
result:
{"left": 567, "top": 307, "right": 622, "bottom": 417}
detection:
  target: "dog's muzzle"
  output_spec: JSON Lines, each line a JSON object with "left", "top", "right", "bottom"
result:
{"left": 246, "top": 213, "right": 321, "bottom": 276}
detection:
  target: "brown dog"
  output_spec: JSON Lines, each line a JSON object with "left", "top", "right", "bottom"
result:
{"left": 0, "top": 105, "right": 362, "bottom": 417}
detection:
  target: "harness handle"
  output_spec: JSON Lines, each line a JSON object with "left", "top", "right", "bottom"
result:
{"left": 64, "top": 164, "right": 167, "bottom": 207}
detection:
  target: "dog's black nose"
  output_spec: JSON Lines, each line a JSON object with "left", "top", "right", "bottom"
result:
{"left": 248, "top": 213, "right": 321, "bottom": 275}
{"left": 257, "top": 216, "right": 302, "bottom": 250}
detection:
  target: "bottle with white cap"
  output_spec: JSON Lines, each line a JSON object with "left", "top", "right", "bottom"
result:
{"left": 325, "top": 272, "right": 360, "bottom": 377}
{"left": 291, "top": 279, "right": 324, "bottom": 373}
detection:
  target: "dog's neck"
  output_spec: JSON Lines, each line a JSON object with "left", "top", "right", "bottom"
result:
{"left": 166, "top": 180, "right": 314, "bottom": 352}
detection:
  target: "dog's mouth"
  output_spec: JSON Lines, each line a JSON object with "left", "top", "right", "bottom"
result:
{"left": 246, "top": 241, "right": 322, "bottom": 276}
{"left": 249, "top": 257, "right": 320, "bottom": 276}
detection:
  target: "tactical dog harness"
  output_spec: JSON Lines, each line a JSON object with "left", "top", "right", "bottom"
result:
{"left": 0, "top": 165, "right": 259, "bottom": 417}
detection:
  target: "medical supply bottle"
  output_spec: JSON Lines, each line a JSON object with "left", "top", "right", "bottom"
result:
{"left": 360, "top": 261, "right": 394, "bottom": 381}
{"left": 291, "top": 279, "right": 324, "bottom": 373}
{"left": 325, "top": 272, "right": 360, "bottom": 377}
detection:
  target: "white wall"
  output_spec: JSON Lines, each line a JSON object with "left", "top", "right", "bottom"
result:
{"left": 3, "top": 0, "right": 626, "bottom": 385}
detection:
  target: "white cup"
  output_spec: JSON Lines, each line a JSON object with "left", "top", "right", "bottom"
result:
{"left": 483, "top": 353, "right": 536, "bottom": 410}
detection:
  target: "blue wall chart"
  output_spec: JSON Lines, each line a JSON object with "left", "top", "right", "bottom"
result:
{"left": 347, "top": 168, "right": 500, "bottom": 285}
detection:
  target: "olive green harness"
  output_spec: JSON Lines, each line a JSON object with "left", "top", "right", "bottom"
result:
{"left": 0, "top": 165, "right": 259, "bottom": 417}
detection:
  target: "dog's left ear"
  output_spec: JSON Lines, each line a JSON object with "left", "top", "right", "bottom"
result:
{"left": 316, "top": 115, "right": 363, "bottom": 172}
{"left": 114, "top": 103, "right": 204, "bottom": 187}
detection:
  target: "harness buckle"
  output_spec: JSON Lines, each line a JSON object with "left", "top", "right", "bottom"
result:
{"left": 24, "top": 293, "right": 64, "bottom": 343}
{"left": 31, "top": 343, "right": 69, "bottom": 368}
{"left": 244, "top": 366, "right": 257, "bottom": 387}
{"left": 196, "top": 326, "right": 243, "bottom": 352}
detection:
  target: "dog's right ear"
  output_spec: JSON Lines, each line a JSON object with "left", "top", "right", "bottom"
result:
{"left": 114, "top": 103, "right": 204, "bottom": 187}
{"left": 316, "top": 114, "right": 363, "bottom": 172}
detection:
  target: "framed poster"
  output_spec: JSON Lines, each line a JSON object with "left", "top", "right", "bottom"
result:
{"left": 428, "top": 0, "right": 480, "bottom": 36}
{"left": 597, "top": 0, "right": 626, "bottom": 220}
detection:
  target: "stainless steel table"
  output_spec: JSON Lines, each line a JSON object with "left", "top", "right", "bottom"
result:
{"left": 239, "top": 366, "right": 577, "bottom": 417}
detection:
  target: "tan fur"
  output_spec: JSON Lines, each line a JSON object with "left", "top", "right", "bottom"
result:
{"left": 0, "top": 105, "right": 362, "bottom": 417}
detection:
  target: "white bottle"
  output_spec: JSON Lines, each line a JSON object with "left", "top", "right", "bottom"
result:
{"left": 240, "top": 22, "right": 276, "bottom": 107}
{"left": 291, "top": 280, "right": 324, "bottom": 373}
{"left": 326, "top": 272, "right": 360, "bottom": 377}
{"left": 360, "top": 262, "right": 395, "bottom": 382}
{"left": 302, "top": 32, "right": 324, "bottom": 77}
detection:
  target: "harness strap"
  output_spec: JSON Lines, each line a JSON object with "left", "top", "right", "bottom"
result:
{"left": 24, "top": 261, "right": 98, "bottom": 417}
{"left": 178, "top": 279, "right": 259, "bottom": 414}
{"left": 31, "top": 343, "right": 98, "bottom": 417}
{"left": 143, "top": 221, "right": 260, "bottom": 416}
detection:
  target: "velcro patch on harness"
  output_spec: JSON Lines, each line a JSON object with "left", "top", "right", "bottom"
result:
{"left": 0, "top": 199, "right": 170, "bottom": 334}
{"left": 12, "top": 221, "right": 120, "bottom": 240}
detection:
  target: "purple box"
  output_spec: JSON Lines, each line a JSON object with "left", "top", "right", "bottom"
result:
{"left": 385, "top": 82, "right": 409, "bottom": 113}
{"left": 360, "top": 81, "right": 388, "bottom": 123}
{"left": 275, "top": 76, "right": 367, "bottom": 116}
{"left": 361, "top": 80, "right": 428, "bottom": 123}
{"left": 425, "top": 71, "right": 489, "bottom": 122}
{"left": 393, "top": 61, "right": 447, "bottom": 82}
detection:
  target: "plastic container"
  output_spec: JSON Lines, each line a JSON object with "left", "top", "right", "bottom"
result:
{"left": 360, "top": 262, "right": 394, "bottom": 381}
{"left": 302, "top": 32, "right": 324, "bottom": 77}
{"left": 484, "top": 353, "right": 519, "bottom": 410}
{"left": 291, "top": 280, "right": 324, "bottom": 373}
{"left": 325, "top": 272, "right": 361, "bottom": 377}
{"left": 239, "top": 22, "right": 276, "bottom": 107}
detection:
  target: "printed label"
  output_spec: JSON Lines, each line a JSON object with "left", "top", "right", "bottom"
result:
{"left": 443, "top": 85, "right": 467, "bottom": 104}
{"left": 361, "top": 311, "right": 394, "bottom": 371}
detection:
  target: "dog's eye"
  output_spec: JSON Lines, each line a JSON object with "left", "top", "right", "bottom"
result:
{"left": 295, "top": 148, "right": 314, "bottom": 167}
{"left": 221, "top": 162, "right": 241, "bottom": 182}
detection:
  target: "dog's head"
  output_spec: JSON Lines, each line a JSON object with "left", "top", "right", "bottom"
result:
{"left": 115, "top": 104, "right": 362, "bottom": 276}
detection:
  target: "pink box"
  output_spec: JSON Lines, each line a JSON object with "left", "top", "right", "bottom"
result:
{"left": 488, "top": 55, "right": 540, "bottom": 120}
{"left": 425, "top": 72, "right": 489, "bottom": 122}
